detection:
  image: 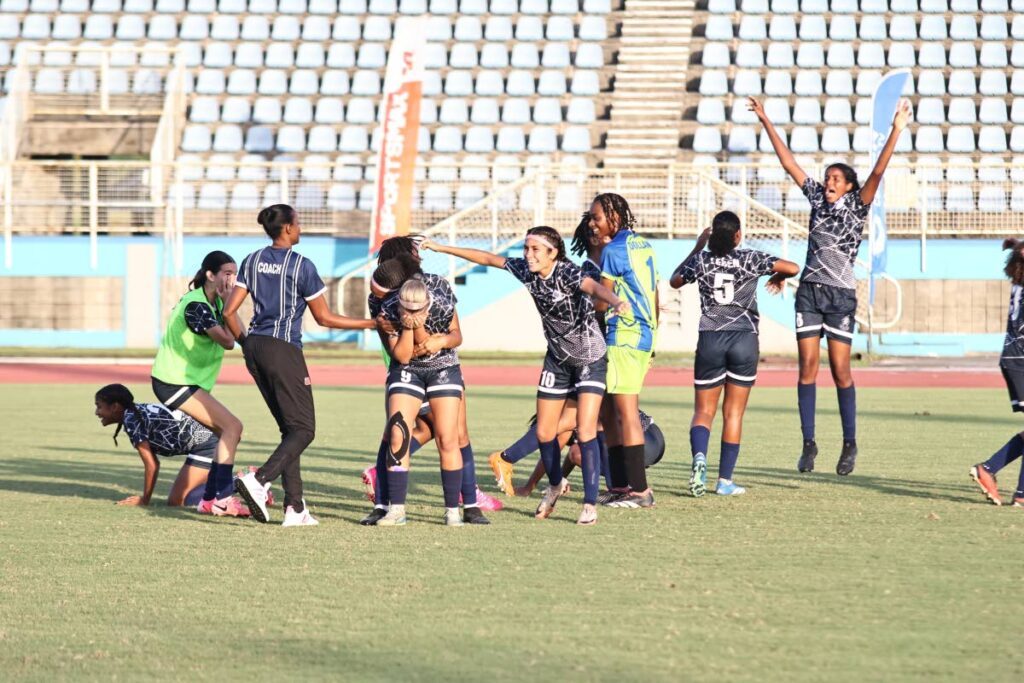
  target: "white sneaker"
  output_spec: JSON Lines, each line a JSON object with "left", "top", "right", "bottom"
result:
{"left": 376, "top": 504, "right": 407, "bottom": 526}
{"left": 282, "top": 500, "right": 319, "bottom": 527}
{"left": 577, "top": 503, "right": 597, "bottom": 526}
{"left": 444, "top": 507, "right": 464, "bottom": 527}
{"left": 234, "top": 472, "right": 270, "bottom": 523}
{"left": 535, "top": 479, "right": 569, "bottom": 519}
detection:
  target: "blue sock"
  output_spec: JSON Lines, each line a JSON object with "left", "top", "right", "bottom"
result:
{"left": 374, "top": 440, "right": 389, "bottom": 507}
{"left": 201, "top": 464, "right": 220, "bottom": 501}
{"left": 719, "top": 441, "right": 740, "bottom": 481}
{"left": 798, "top": 382, "right": 816, "bottom": 441}
{"left": 215, "top": 464, "right": 234, "bottom": 498}
{"left": 1016, "top": 462, "right": 1024, "bottom": 499}
{"left": 837, "top": 385, "right": 856, "bottom": 441}
{"left": 539, "top": 438, "right": 563, "bottom": 486}
{"left": 983, "top": 434, "right": 1024, "bottom": 475}
{"left": 387, "top": 468, "right": 409, "bottom": 505}
{"left": 184, "top": 484, "right": 205, "bottom": 507}
{"left": 597, "top": 431, "right": 611, "bottom": 489}
{"left": 690, "top": 425, "right": 711, "bottom": 460}
{"left": 440, "top": 468, "right": 462, "bottom": 508}
{"left": 409, "top": 437, "right": 422, "bottom": 456}
{"left": 503, "top": 424, "right": 540, "bottom": 464}
{"left": 460, "top": 444, "right": 478, "bottom": 506}
{"left": 579, "top": 438, "right": 601, "bottom": 505}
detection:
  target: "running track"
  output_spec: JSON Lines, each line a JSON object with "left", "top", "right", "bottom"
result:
{"left": 0, "top": 361, "right": 1002, "bottom": 388}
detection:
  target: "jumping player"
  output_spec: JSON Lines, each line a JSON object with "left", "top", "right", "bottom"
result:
{"left": 670, "top": 212, "right": 799, "bottom": 496}
{"left": 970, "top": 238, "right": 1024, "bottom": 507}
{"left": 590, "top": 193, "right": 660, "bottom": 508}
{"left": 150, "top": 250, "right": 247, "bottom": 515}
{"left": 94, "top": 383, "right": 245, "bottom": 512}
{"left": 749, "top": 95, "right": 912, "bottom": 476}
{"left": 225, "top": 204, "right": 376, "bottom": 527}
{"left": 424, "top": 227, "right": 628, "bottom": 525}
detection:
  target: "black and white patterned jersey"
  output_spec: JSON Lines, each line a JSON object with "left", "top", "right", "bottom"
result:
{"left": 122, "top": 402, "right": 215, "bottom": 457}
{"left": 504, "top": 257, "right": 606, "bottom": 367}
{"left": 381, "top": 273, "right": 459, "bottom": 370}
{"left": 1002, "top": 284, "right": 1024, "bottom": 369}
{"left": 678, "top": 248, "right": 779, "bottom": 333}
{"left": 581, "top": 258, "right": 602, "bottom": 283}
{"left": 183, "top": 300, "right": 221, "bottom": 335}
{"left": 800, "top": 178, "right": 868, "bottom": 291}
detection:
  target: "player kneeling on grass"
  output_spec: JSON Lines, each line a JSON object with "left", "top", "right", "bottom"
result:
{"left": 671, "top": 211, "right": 799, "bottom": 497}
{"left": 95, "top": 384, "right": 260, "bottom": 514}
{"left": 970, "top": 238, "right": 1024, "bottom": 507}
{"left": 424, "top": 227, "right": 628, "bottom": 525}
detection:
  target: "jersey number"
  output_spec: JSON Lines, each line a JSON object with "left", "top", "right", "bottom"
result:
{"left": 540, "top": 371, "right": 556, "bottom": 388}
{"left": 712, "top": 273, "right": 736, "bottom": 305}
{"left": 645, "top": 256, "right": 657, "bottom": 291}
{"left": 400, "top": 370, "right": 412, "bottom": 383}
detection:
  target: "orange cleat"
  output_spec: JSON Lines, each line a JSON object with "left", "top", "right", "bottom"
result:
{"left": 489, "top": 451, "right": 515, "bottom": 497}
{"left": 970, "top": 465, "right": 1003, "bottom": 506}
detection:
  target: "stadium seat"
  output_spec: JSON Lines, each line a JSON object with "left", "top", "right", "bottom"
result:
{"left": 543, "top": 43, "right": 571, "bottom": 69}
{"left": 336, "top": 126, "right": 367, "bottom": 153}
{"left": 295, "top": 44, "right": 325, "bottom": 69}
{"left": 475, "top": 70, "right": 504, "bottom": 97}
{"left": 538, "top": 71, "right": 567, "bottom": 96}
{"left": 888, "top": 43, "right": 916, "bottom": 68}
{"left": 824, "top": 99, "right": 852, "bottom": 125}
{"left": 281, "top": 97, "right": 312, "bottom": 124}
{"left": 946, "top": 186, "right": 974, "bottom": 212}
{"left": 83, "top": 15, "right": 114, "bottom": 39}
{"left": 979, "top": 126, "right": 1008, "bottom": 153}
{"left": 533, "top": 98, "right": 562, "bottom": 124}
{"left": 851, "top": 127, "right": 871, "bottom": 153}
{"left": 325, "top": 184, "right": 355, "bottom": 211}
{"left": 464, "top": 126, "right": 494, "bottom": 153}
{"left": 252, "top": 97, "right": 282, "bottom": 123}
{"left": 731, "top": 99, "right": 759, "bottom": 124}
{"left": 218, "top": 96, "right": 249, "bottom": 123}
{"left": 793, "top": 98, "right": 821, "bottom": 124}
{"left": 979, "top": 187, "right": 1006, "bottom": 212}
{"left": 1012, "top": 98, "right": 1024, "bottom": 123}
{"left": 195, "top": 70, "right": 225, "bottom": 95}
{"left": 432, "top": 126, "right": 462, "bottom": 153}
{"left": 1012, "top": 127, "right": 1024, "bottom": 152}
{"left": 917, "top": 16, "right": 946, "bottom": 40}
{"left": 481, "top": 44, "right": 510, "bottom": 69}
{"left": 796, "top": 44, "right": 824, "bottom": 69}
{"left": 496, "top": 126, "right": 526, "bottom": 153}
{"left": 825, "top": 72, "right": 853, "bottom": 97}
{"left": 789, "top": 127, "right": 819, "bottom": 153}
{"left": 764, "top": 72, "right": 792, "bottom": 96}
{"left": 528, "top": 127, "right": 558, "bottom": 153}
{"left": 575, "top": 43, "right": 604, "bottom": 69}
{"left": 766, "top": 43, "right": 794, "bottom": 68}
{"left": 579, "top": 16, "right": 608, "bottom": 41}
{"left": 981, "top": 71, "right": 1008, "bottom": 96}
{"left": 858, "top": 0, "right": 885, "bottom": 11}
{"left": 704, "top": 16, "right": 734, "bottom": 41}
{"left": 829, "top": 15, "right": 856, "bottom": 41}
{"left": 203, "top": 43, "right": 233, "bottom": 68}
{"left": 795, "top": 72, "right": 823, "bottom": 96}
{"left": 821, "top": 127, "right": 850, "bottom": 153}
{"left": 827, "top": 43, "right": 854, "bottom": 69}
{"left": 242, "top": 125, "right": 272, "bottom": 153}
{"left": 697, "top": 99, "right": 726, "bottom": 125}
{"left": 858, "top": 16, "right": 887, "bottom": 40}
{"left": 502, "top": 98, "right": 530, "bottom": 124}
{"left": 948, "top": 42, "right": 977, "bottom": 69}
{"left": 454, "top": 16, "right": 482, "bottom": 41}
{"left": 917, "top": 71, "right": 946, "bottom": 96}
{"left": 189, "top": 97, "right": 219, "bottom": 123}
{"left": 755, "top": 186, "right": 783, "bottom": 211}
{"left": 948, "top": 98, "right": 977, "bottom": 124}
{"left": 917, "top": 42, "right": 946, "bottom": 68}
{"left": 693, "top": 127, "right": 722, "bottom": 153}
{"left": 241, "top": 16, "right": 269, "bottom": 40}
{"left": 951, "top": 15, "right": 978, "bottom": 40}
{"left": 979, "top": 98, "right": 1008, "bottom": 124}
{"left": 471, "top": 98, "right": 499, "bottom": 124}
{"left": 799, "top": 15, "right": 827, "bottom": 41}
{"left": 733, "top": 71, "right": 761, "bottom": 97}
{"left": 948, "top": 72, "right": 977, "bottom": 97}
{"left": 563, "top": 127, "right": 591, "bottom": 153}
{"left": 728, "top": 127, "right": 757, "bottom": 153}
{"left": 702, "top": 43, "right": 730, "bottom": 69}
{"left": 211, "top": 124, "right": 242, "bottom": 152}
{"left": 304, "top": 125, "right": 335, "bottom": 153}
{"left": 739, "top": 16, "right": 767, "bottom": 40}
{"left": 700, "top": 71, "right": 729, "bottom": 97}
{"left": 708, "top": 0, "right": 736, "bottom": 10}
{"left": 197, "top": 184, "right": 228, "bottom": 210}
{"left": 915, "top": 126, "right": 944, "bottom": 152}
{"left": 786, "top": 186, "right": 810, "bottom": 212}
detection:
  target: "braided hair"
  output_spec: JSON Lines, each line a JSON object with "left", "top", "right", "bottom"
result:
{"left": 372, "top": 253, "right": 422, "bottom": 291}
{"left": 95, "top": 383, "right": 141, "bottom": 447}
{"left": 1004, "top": 238, "right": 1024, "bottom": 285}
{"left": 593, "top": 193, "right": 636, "bottom": 234}
{"left": 570, "top": 212, "right": 591, "bottom": 258}
{"left": 377, "top": 235, "right": 423, "bottom": 265}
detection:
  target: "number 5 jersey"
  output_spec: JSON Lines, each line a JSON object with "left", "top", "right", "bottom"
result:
{"left": 678, "top": 248, "right": 779, "bottom": 333}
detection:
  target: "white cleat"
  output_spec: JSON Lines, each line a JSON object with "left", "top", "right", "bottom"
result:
{"left": 535, "top": 479, "right": 570, "bottom": 519}
{"left": 281, "top": 500, "right": 319, "bottom": 527}
{"left": 234, "top": 472, "right": 270, "bottom": 523}
{"left": 444, "top": 508, "right": 464, "bottom": 527}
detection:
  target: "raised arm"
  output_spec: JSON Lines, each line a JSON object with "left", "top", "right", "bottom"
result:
{"left": 765, "top": 258, "right": 801, "bottom": 295}
{"left": 860, "top": 98, "right": 912, "bottom": 206}
{"left": 421, "top": 239, "right": 507, "bottom": 268}
{"left": 749, "top": 97, "right": 808, "bottom": 188}
{"left": 581, "top": 277, "right": 631, "bottom": 319}
{"left": 117, "top": 442, "right": 159, "bottom": 506}
{"left": 670, "top": 227, "right": 711, "bottom": 289}
{"left": 307, "top": 295, "right": 377, "bottom": 330}
{"left": 222, "top": 285, "right": 249, "bottom": 342}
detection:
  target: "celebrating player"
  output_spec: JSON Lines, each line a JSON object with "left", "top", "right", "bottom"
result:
{"left": 749, "top": 96, "right": 912, "bottom": 476}
{"left": 424, "top": 227, "right": 628, "bottom": 525}
{"left": 225, "top": 204, "right": 376, "bottom": 527}
{"left": 95, "top": 383, "right": 246, "bottom": 512}
{"left": 150, "top": 250, "right": 247, "bottom": 515}
{"left": 671, "top": 212, "right": 799, "bottom": 496}
{"left": 590, "top": 193, "right": 660, "bottom": 509}
{"left": 970, "top": 239, "right": 1024, "bottom": 507}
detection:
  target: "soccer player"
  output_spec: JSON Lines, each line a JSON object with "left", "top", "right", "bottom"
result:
{"left": 95, "top": 383, "right": 248, "bottom": 513}
{"left": 150, "top": 250, "right": 247, "bottom": 515}
{"left": 225, "top": 204, "right": 376, "bottom": 527}
{"left": 373, "top": 274, "right": 473, "bottom": 527}
{"left": 749, "top": 96, "right": 912, "bottom": 476}
{"left": 424, "top": 227, "right": 628, "bottom": 525}
{"left": 670, "top": 211, "right": 799, "bottom": 496}
{"left": 590, "top": 193, "right": 660, "bottom": 508}
{"left": 970, "top": 238, "right": 1024, "bottom": 507}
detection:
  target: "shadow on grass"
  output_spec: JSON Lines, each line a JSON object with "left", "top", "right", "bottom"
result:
{"left": 739, "top": 465, "right": 981, "bottom": 504}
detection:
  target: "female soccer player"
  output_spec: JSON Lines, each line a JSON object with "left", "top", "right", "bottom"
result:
{"left": 150, "top": 250, "right": 246, "bottom": 515}
{"left": 225, "top": 204, "right": 376, "bottom": 527}
{"left": 424, "top": 227, "right": 628, "bottom": 525}
{"left": 671, "top": 211, "right": 799, "bottom": 496}
{"left": 373, "top": 274, "right": 473, "bottom": 527}
{"left": 95, "top": 384, "right": 246, "bottom": 513}
{"left": 970, "top": 238, "right": 1024, "bottom": 507}
{"left": 590, "top": 193, "right": 660, "bottom": 509}
{"left": 749, "top": 96, "right": 911, "bottom": 476}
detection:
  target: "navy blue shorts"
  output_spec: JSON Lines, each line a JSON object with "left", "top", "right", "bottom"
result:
{"left": 537, "top": 352, "right": 607, "bottom": 401}
{"left": 151, "top": 376, "right": 201, "bottom": 411}
{"left": 694, "top": 331, "right": 759, "bottom": 389}
{"left": 386, "top": 364, "right": 465, "bottom": 402}
{"left": 178, "top": 436, "right": 218, "bottom": 470}
{"left": 1002, "top": 365, "right": 1024, "bottom": 413}
{"left": 795, "top": 282, "right": 857, "bottom": 344}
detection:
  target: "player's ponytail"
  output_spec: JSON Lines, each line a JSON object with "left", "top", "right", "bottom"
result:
{"left": 525, "top": 226, "right": 566, "bottom": 261}
{"left": 570, "top": 212, "right": 591, "bottom": 258}
{"left": 708, "top": 211, "right": 742, "bottom": 257}
{"left": 257, "top": 204, "right": 296, "bottom": 239}
{"left": 373, "top": 253, "right": 422, "bottom": 292}
{"left": 190, "top": 250, "right": 235, "bottom": 290}
{"left": 1004, "top": 238, "right": 1024, "bottom": 284}
{"left": 95, "top": 383, "right": 138, "bottom": 446}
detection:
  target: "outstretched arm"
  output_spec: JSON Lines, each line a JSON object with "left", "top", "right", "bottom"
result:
{"left": 580, "top": 277, "right": 631, "bottom": 319}
{"left": 118, "top": 443, "right": 159, "bottom": 506}
{"left": 765, "top": 259, "right": 801, "bottom": 295}
{"left": 421, "top": 240, "right": 507, "bottom": 269}
{"left": 860, "top": 98, "right": 912, "bottom": 205}
{"left": 307, "top": 295, "right": 377, "bottom": 330}
{"left": 749, "top": 97, "right": 808, "bottom": 188}
{"left": 670, "top": 227, "right": 711, "bottom": 289}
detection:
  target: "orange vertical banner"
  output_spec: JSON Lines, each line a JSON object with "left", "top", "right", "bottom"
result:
{"left": 369, "top": 18, "right": 426, "bottom": 254}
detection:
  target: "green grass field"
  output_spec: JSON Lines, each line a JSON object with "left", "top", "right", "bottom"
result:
{"left": 2, "top": 383, "right": 1023, "bottom": 681}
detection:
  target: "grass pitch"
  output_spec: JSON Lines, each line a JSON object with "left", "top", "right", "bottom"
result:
{"left": 2, "top": 383, "right": 1022, "bottom": 682}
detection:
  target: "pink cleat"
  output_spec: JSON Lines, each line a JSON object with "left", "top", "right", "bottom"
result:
{"left": 211, "top": 496, "right": 250, "bottom": 517}
{"left": 470, "top": 487, "right": 504, "bottom": 512}
{"left": 362, "top": 465, "right": 377, "bottom": 503}
{"left": 196, "top": 498, "right": 215, "bottom": 515}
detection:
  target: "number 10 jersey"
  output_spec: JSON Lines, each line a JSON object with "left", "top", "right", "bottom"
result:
{"left": 678, "top": 248, "right": 779, "bottom": 333}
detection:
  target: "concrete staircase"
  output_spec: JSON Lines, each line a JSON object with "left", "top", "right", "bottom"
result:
{"left": 603, "top": 0, "right": 693, "bottom": 167}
